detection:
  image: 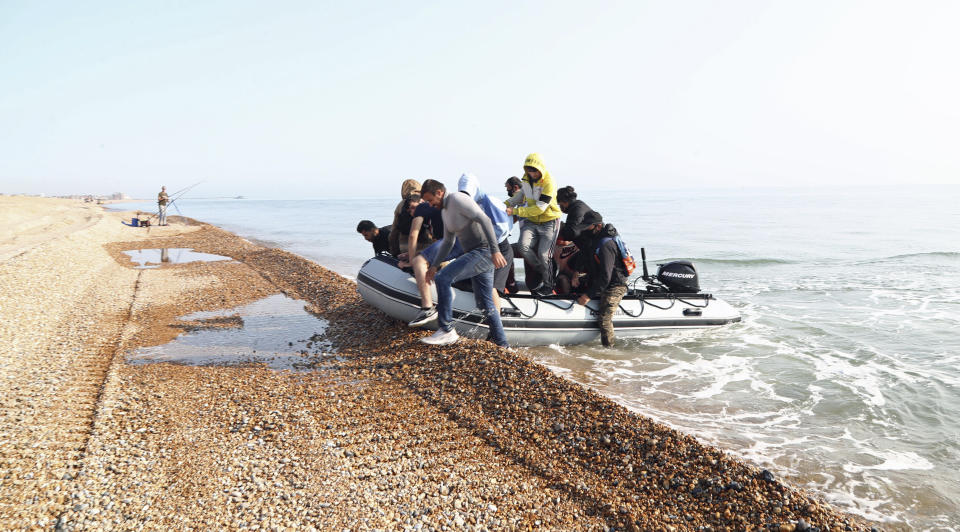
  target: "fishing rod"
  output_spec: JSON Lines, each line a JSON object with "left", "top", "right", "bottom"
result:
{"left": 169, "top": 182, "right": 198, "bottom": 197}
{"left": 141, "top": 181, "right": 203, "bottom": 224}
{"left": 168, "top": 180, "right": 203, "bottom": 205}
{"left": 165, "top": 181, "right": 203, "bottom": 218}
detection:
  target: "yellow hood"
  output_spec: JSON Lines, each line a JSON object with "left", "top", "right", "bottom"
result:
{"left": 523, "top": 153, "right": 548, "bottom": 183}
{"left": 514, "top": 152, "right": 562, "bottom": 223}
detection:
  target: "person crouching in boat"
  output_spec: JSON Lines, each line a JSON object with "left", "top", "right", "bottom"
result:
{"left": 573, "top": 211, "right": 629, "bottom": 347}
{"left": 554, "top": 185, "right": 594, "bottom": 294}
{"left": 394, "top": 194, "right": 435, "bottom": 267}
{"left": 388, "top": 179, "right": 421, "bottom": 256}
{"left": 556, "top": 186, "right": 595, "bottom": 253}
{"left": 553, "top": 235, "right": 581, "bottom": 295}
{"left": 420, "top": 179, "right": 509, "bottom": 347}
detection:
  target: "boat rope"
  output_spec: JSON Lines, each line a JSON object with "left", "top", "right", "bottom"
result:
{"left": 618, "top": 298, "right": 644, "bottom": 318}
{"left": 677, "top": 296, "right": 710, "bottom": 308}
{"left": 454, "top": 309, "right": 488, "bottom": 336}
{"left": 502, "top": 289, "right": 708, "bottom": 320}
{"left": 540, "top": 298, "right": 577, "bottom": 311}
{"left": 642, "top": 294, "right": 676, "bottom": 310}
{"left": 503, "top": 296, "right": 540, "bottom": 318}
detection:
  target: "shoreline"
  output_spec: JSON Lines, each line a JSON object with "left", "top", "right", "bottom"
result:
{"left": 0, "top": 197, "right": 876, "bottom": 531}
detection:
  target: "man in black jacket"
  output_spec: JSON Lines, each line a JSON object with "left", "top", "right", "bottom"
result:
{"left": 574, "top": 211, "right": 629, "bottom": 347}
{"left": 557, "top": 185, "right": 595, "bottom": 258}
{"left": 356, "top": 220, "right": 391, "bottom": 256}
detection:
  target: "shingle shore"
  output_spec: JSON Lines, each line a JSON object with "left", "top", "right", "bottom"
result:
{"left": 0, "top": 199, "right": 877, "bottom": 531}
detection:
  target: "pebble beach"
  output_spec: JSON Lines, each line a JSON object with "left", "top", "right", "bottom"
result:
{"left": 0, "top": 196, "right": 879, "bottom": 531}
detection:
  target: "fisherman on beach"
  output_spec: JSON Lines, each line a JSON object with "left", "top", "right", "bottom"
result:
{"left": 157, "top": 186, "right": 169, "bottom": 226}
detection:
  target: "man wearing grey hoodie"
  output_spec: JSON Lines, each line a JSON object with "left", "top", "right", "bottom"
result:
{"left": 419, "top": 179, "right": 509, "bottom": 347}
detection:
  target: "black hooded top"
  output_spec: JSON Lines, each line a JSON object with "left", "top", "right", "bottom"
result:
{"left": 559, "top": 199, "right": 595, "bottom": 252}
{"left": 579, "top": 223, "right": 629, "bottom": 298}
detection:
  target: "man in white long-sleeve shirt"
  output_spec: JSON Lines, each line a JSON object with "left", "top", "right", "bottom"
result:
{"left": 419, "top": 179, "right": 509, "bottom": 347}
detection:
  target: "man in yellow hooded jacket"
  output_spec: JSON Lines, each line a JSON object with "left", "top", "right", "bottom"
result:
{"left": 505, "top": 153, "right": 563, "bottom": 296}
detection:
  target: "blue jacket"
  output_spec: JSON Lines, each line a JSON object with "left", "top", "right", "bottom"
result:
{"left": 458, "top": 174, "right": 513, "bottom": 243}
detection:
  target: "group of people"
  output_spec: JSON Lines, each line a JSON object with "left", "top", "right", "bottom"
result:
{"left": 356, "top": 153, "right": 631, "bottom": 348}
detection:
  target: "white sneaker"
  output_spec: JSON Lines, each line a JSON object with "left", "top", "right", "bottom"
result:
{"left": 421, "top": 328, "right": 460, "bottom": 346}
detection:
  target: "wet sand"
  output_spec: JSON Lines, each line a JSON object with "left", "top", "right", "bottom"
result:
{"left": 0, "top": 197, "right": 878, "bottom": 531}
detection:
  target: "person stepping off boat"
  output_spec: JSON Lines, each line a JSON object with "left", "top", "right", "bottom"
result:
{"left": 418, "top": 179, "right": 509, "bottom": 347}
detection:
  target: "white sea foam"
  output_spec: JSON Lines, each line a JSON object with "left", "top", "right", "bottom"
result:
{"left": 842, "top": 449, "right": 935, "bottom": 473}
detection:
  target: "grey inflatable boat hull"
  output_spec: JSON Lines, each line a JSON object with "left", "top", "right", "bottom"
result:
{"left": 356, "top": 256, "right": 741, "bottom": 347}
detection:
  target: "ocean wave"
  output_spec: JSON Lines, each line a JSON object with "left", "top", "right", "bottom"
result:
{"left": 658, "top": 257, "right": 796, "bottom": 266}
{"left": 878, "top": 251, "right": 960, "bottom": 261}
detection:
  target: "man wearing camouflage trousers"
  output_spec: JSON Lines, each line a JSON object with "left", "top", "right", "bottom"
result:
{"left": 574, "top": 211, "right": 630, "bottom": 347}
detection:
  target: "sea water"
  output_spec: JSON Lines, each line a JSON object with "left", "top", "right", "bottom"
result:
{"left": 127, "top": 294, "right": 333, "bottom": 370}
{"left": 122, "top": 248, "right": 233, "bottom": 268}
{"left": 113, "top": 184, "right": 960, "bottom": 529}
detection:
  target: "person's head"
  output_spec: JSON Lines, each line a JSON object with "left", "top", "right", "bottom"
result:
{"left": 523, "top": 166, "right": 542, "bottom": 181}
{"left": 161, "top": 186, "right": 166, "bottom": 191}
{"left": 557, "top": 186, "right": 577, "bottom": 212}
{"left": 420, "top": 179, "right": 446, "bottom": 208}
{"left": 458, "top": 173, "right": 486, "bottom": 201}
{"left": 403, "top": 194, "right": 422, "bottom": 217}
{"left": 400, "top": 179, "right": 421, "bottom": 199}
{"left": 579, "top": 211, "right": 604, "bottom": 235}
{"left": 522, "top": 153, "right": 546, "bottom": 182}
{"left": 356, "top": 220, "right": 378, "bottom": 241}
{"left": 505, "top": 176, "right": 522, "bottom": 196}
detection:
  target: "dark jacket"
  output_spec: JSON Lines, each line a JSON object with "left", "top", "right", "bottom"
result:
{"left": 388, "top": 179, "right": 422, "bottom": 256}
{"left": 580, "top": 224, "right": 629, "bottom": 298}
{"left": 372, "top": 226, "right": 391, "bottom": 255}
{"left": 392, "top": 210, "right": 434, "bottom": 255}
{"left": 559, "top": 199, "right": 594, "bottom": 253}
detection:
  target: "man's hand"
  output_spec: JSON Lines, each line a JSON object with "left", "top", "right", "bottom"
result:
{"left": 577, "top": 294, "right": 590, "bottom": 306}
{"left": 397, "top": 252, "right": 409, "bottom": 261}
{"left": 492, "top": 252, "right": 507, "bottom": 269}
{"left": 397, "top": 260, "right": 410, "bottom": 268}
{"left": 425, "top": 266, "right": 437, "bottom": 284}
{"left": 505, "top": 206, "right": 514, "bottom": 216}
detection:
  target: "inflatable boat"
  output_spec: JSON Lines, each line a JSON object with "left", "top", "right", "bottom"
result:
{"left": 356, "top": 253, "right": 741, "bottom": 347}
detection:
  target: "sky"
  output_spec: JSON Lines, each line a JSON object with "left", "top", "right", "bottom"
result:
{"left": 1, "top": 0, "right": 958, "bottom": 199}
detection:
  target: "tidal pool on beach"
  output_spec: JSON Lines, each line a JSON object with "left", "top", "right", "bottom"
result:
{"left": 122, "top": 248, "right": 234, "bottom": 268}
{"left": 127, "top": 294, "right": 334, "bottom": 370}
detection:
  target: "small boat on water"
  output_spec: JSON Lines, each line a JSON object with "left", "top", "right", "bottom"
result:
{"left": 356, "top": 253, "right": 741, "bottom": 347}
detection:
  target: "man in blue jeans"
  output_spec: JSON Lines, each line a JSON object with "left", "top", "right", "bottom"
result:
{"left": 419, "top": 179, "right": 509, "bottom": 347}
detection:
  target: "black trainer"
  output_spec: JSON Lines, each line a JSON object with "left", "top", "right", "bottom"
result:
{"left": 533, "top": 287, "right": 553, "bottom": 297}
{"left": 531, "top": 285, "right": 554, "bottom": 298}
{"left": 408, "top": 307, "right": 438, "bottom": 327}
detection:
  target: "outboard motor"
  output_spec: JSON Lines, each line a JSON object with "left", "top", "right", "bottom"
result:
{"left": 657, "top": 260, "right": 700, "bottom": 293}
